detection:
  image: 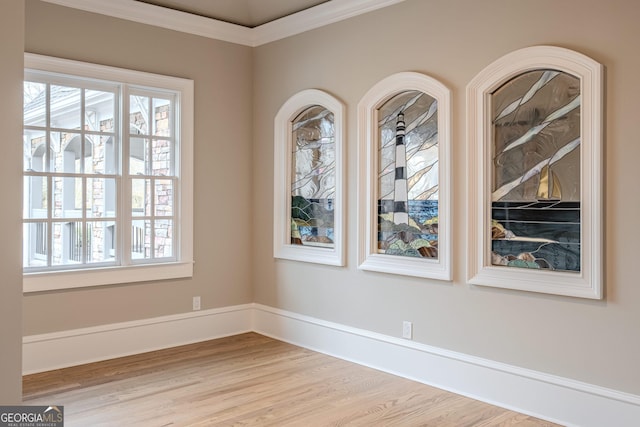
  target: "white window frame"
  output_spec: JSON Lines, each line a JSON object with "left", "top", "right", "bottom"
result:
{"left": 273, "top": 89, "right": 345, "bottom": 266}
{"left": 466, "top": 46, "right": 603, "bottom": 299}
{"left": 23, "top": 53, "right": 194, "bottom": 292}
{"left": 357, "top": 72, "right": 452, "bottom": 280}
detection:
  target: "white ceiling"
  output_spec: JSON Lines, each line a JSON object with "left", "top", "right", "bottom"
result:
{"left": 135, "top": 0, "right": 331, "bottom": 27}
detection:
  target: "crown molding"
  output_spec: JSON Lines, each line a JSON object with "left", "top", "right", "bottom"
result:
{"left": 252, "top": 0, "right": 405, "bottom": 46}
{"left": 40, "top": 0, "right": 405, "bottom": 47}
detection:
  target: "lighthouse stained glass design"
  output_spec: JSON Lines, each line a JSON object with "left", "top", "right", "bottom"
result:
{"left": 290, "top": 105, "right": 336, "bottom": 248}
{"left": 377, "top": 91, "right": 439, "bottom": 258}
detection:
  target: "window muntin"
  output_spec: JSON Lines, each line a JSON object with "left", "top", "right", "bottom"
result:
{"left": 22, "top": 55, "right": 193, "bottom": 290}
{"left": 127, "top": 91, "right": 177, "bottom": 264}
{"left": 23, "top": 76, "right": 120, "bottom": 270}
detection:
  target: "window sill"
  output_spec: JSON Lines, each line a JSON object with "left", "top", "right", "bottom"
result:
{"left": 23, "top": 261, "right": 194, "bottom": 293}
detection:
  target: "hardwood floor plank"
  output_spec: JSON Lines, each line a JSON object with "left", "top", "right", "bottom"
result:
{"left": 23, "top": 333, "right": 562, "bottom": 426}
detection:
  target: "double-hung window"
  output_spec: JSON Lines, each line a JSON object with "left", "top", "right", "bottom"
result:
{"left": 23, "top": 54, "right": 193, "bottom": 292}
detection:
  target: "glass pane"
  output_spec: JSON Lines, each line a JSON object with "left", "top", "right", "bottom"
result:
{"left": 51, "top": 131, "right": 82, "bottom": 173}
{"left": 53, "top": 177, "right": 82, "bottom": 219}
{"left": 154, "top": 179, "right": 173, "bottom": 216}
{"left": 154, "top": 219, "right": 173, "bottom": 258}
{"left": 132, "top": 178, "right": 151, "bottom": 217}
{"left": 52, "top": 221, "right": 84, "bottom": 265}
{"left": 377, "top": 90, "right": 439, "bottom": 259}
{"left": 153, "top": 97, "right": 171, "bottom": 137}
{"left": 151, "top": 139, "right": 172, "bottom": 176}
{"left": 290, "top": 105, "right": 336, "bottom": 248}
{"left": 87, "top": 221, "right": 116, "bottom": 264}
{"left": 85, "top": 89, "right": 115, "bottom": 132}
{"left": 23, "top": 222, "right": 48, "bottom": 268}
{"left": 491, "top": 70, "right": 581, "bottom": 272}
{"left": 130, "top": 95, "right": 149, "bottom": 135}
{"left": 24, "top": 176, "right": 48, "bottom": 219}
{"left": 131, "top": 219, "right": 151, "bottom": 260}
{"left": 23, "top": 129, "right": 47, "bottom": 172}
{"left": 130, "top": 137, "right": 149, "bottom": 175}
{"left": 87, "top": 177, "right": 116, "bottom": 218}
{"left": 86, "top": 134, "right": 117, "bottom": 174}
{"left": 51, "top": 85, "right": 81, "bottom": 130}
{"left": 24, "top": 81, "right": 47, "bottom": 127}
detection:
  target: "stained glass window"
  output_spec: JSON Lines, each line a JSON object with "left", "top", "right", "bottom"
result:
{"left": 491, "top": 70, "right": 581, "bottom": 272}
{"left": 377, "top": 91, "right": 439, "bottom": 259}
{"left": 274, "top": 89, "right": 344, "bottom": 266}
{"left": 357, "top": 72, "right": 451, "bottom": 280}
{"left": 290, "top": 106, "right": 336, "bottom": 249}
{"left": 466, "top": 46, "right": 603, "bottom": 298}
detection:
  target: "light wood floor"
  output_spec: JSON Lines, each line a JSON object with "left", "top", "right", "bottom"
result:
{"left": 23, "top": 333, "right": 561, "bottom": 426}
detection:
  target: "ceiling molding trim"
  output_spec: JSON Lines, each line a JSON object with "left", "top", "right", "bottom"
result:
{"left": 251, "top": 0, "right": 405, "bottom": 46}
{"left": 40, "top": 0, "right": 254, "bottom": 46}
{"left": 39, "top": 0, "right": 405, "bottom": 47}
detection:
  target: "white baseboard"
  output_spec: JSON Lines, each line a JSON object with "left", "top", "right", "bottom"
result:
{"left": 22, "top": 304, "right": 253, "bottom": 375}
{"left": 252, "top": 304, "right": 640, "bottom": 427}
{"left": 23, "top": 303, "right": 640, "bottom": 427}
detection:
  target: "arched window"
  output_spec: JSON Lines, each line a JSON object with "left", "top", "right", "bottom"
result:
{"left": 357, "top": 72, "right": 452, "bottom": 280}
{"left": 274, "top": 89, "right": 345, "bottom": 266}
{"left": 466, "top": 46, "right": 603, "bottom": 299}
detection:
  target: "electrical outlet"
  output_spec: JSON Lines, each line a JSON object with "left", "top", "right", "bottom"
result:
{"left": 192, "top": 296, "right": 201, "bottom": 311}
{"left": 402, "top": 321, "right": 413, "bottom": 339}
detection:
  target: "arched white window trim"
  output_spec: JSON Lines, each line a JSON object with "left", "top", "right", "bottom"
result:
{"left": 273, "top": 89, "right": 345, "bottom": 266}
{"left": 357, "top": 72, "right": 452, "bottom": 280}
{"left": 466, "top": 45, "right": 604, "bottom": 299}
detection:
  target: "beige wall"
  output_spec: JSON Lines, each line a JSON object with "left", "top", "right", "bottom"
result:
{"left": 23, "top": 1, "right": 254, "bottom": 333}
{"left": 252, "top": 0, "right": 640, "bottom": 394}
{"left": 0, "top": 0, "right": 24, "bottom": 404}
